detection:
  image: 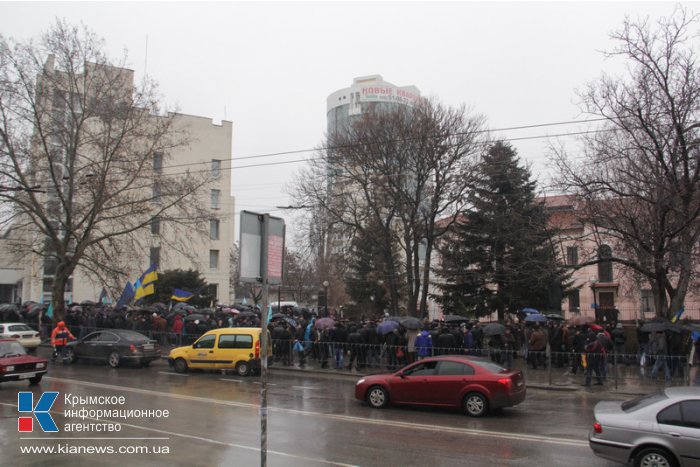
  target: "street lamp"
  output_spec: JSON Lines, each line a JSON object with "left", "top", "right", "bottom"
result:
{"left": 322, "top": 280, "right": 329, "bottom": 317}
{"left": 590, "top": 276, "right": 598, "bottom": 321}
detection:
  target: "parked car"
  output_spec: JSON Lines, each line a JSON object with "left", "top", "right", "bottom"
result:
{"left": 0, "top": 322, "right": 41, "bottom": 351}
{"left": 589, "top": 387, "right": 700, "bottom": 467}
{"left": 168, "top": 327, "right": 272, "bottom": 376}
{"left": 354, "top": 355, "right": 526, "bottom": 417}
{"left": 0, "top": 338, "right": 47, "bottom": 385}
{"left": 64, "top": 329, "right": 160, "bottom": 368}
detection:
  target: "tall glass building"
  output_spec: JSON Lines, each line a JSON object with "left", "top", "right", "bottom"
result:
{"left": 326, "top": 75, "right": 421, "bottom": 136}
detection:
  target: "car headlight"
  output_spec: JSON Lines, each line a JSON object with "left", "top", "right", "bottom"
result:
{"left": 36, "top": 363, "right": 45, "bottom": 369}
{"left": 356, "top": 378, "right": 366, "bottom": 385}
{"left": 6, "top": 365, "right": 14, "bottom": 372}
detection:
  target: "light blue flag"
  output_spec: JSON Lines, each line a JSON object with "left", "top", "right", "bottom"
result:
{"left": 266, "top": 304, "right": 273, "bottom": 325}
{"left": 242, "top": 297, "right": 248, "bottom": 305}
{"left": 46, "top": 302, "right": 53, "bottom": 319}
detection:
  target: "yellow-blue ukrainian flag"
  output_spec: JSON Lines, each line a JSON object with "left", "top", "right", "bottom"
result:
{"left": 134, "top": 264, "right": 158, "bottom": 302}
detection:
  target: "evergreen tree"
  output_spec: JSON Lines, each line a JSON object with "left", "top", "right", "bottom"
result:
{"left": 436, "top": 142, "right": 572, "bottom": 321}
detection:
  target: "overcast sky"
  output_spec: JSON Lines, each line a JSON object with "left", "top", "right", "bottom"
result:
{"left": 0, "top": 1, "right": 687, "bottom": 246}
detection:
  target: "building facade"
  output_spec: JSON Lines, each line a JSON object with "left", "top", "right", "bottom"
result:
{"left": 0, "top": 59, "right": 235, "bottom": 306}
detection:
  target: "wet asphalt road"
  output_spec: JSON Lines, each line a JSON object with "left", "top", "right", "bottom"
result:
{"left": 0, "top": 354, "right": 625, "bottom": 467}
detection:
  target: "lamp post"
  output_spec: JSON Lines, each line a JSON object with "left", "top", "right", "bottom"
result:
{"left": 322, "top": 280, "right": 329, "bottom": 317}
{"left": 590, "top": 276, "right": 598, "bottom": 321}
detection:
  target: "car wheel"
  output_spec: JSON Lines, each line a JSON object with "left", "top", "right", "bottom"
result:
{"left": 463, "top": 392, "right": 489, "bottom": 417}
{"left": 366, "top": 386, "right": 389, "bottom": 408}
{"left": 108, "top": 351, "right": 121, "bottom": 368}
{"left": 64, "top": 348, "right": 77, "bottom": 364}
{"left": 634, "top": 447, "right": 678, "bottom": 467}
{"left": 173, "top": 358, "right": 188, "bottom": 374}
{"left": 29, "top": 375, "right": 43, "bottom": 385}
{"left": 236, "top": 361, "right": 250, "bottom": 377}
{"left": 140, "top": 360, "right": 151, "bottom": 368}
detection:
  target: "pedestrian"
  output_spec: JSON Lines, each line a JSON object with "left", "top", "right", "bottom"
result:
{"left": 172, "top": 314, "right": 184, "bottom": 346}
{"left": 528, "top": 325, "right": 547, "bottom": 370}
{"left": 649, "top": 331, "right": 671, "bottom": 382}
{"left": 501, "top": 328, "right": 516, "bottom": 369}
{"left": 583, "top": 331, "right": 605, "bottom": 386}
{"left": 415, "top": 329, "right": 432, "bottom": 360}
{"left": 611, "top": 323, "right": 627, "bottom": 365}
{"left": 50, "top": 321, "right": 75, "bottom": 363}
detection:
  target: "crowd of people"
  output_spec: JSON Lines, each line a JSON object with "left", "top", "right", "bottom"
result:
{"left": 2, "top": 301, "right": 699, "bottom": 383}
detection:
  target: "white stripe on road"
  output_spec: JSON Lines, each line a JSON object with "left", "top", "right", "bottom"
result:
{"left": 42, "top": 376, "right": 588, "bottom": 448}
{"left": 291, "top": 386, "right": 317, "bottom": 390}
{"left": 158, "top": 371, "right": 188, "bottom": 377}
{"left": 219, "top": 378, "right": 242, "bottom": 383}
{"left": 1, "top": 402, "right": 356, "bottom": 467}
{"left": 253, "top": 381, "right": 276, "bottom": 386}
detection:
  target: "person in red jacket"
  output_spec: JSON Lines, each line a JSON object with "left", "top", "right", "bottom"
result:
{"left": 172, "top": 314, "right": 184, "bottom": 346}
{"left": 50, "top": 321, "right": 75, "bottom": 363}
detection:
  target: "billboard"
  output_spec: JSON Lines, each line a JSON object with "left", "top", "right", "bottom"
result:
{"left": 239, "top": 211, "right": 285, "bottom": 285}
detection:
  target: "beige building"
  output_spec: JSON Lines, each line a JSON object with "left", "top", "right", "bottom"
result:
{"left": 0, "top": 59, "right": 235, "bottom": 306}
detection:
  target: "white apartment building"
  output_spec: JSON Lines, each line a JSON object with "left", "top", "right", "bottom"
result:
{"left": 0, "top": 58, "right": 235, "bottom": 306}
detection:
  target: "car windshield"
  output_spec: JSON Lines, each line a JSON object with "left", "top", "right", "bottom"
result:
{"left": 470, "top": 360, "right": 507, "bottom": 373}
{"left": 0, "top": 340, "right": 28, "bottom": 357}
{"left": 622, "top": 392, "right": 668, "bottom": 413}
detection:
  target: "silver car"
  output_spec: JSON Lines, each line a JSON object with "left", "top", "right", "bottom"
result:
{"left": 589, "top": 387, "right": 700, "bottom": 467}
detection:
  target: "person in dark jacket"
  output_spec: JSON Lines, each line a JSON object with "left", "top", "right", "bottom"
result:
{"left": 415, "top": 330, "right": 432, "bottom": 360}
{"left": 611, "top": 323, "right": 627, "bottom": 365}
{"left": 584, "top": 331, "right": 605, "bottom": 386}
{"left": 569, "top": 328, "right": 587, "bottom": 375}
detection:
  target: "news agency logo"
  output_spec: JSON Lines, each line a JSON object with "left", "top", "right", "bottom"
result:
{"left": 17, "top": 392, "right": 59, "bottom": 433}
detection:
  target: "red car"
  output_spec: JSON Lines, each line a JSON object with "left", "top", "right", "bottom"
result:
{"left": 0, "top": 338, "right": 48, "bottom": 385}
{"left": 355, "top": 355, "right": 526, "bottom": 417}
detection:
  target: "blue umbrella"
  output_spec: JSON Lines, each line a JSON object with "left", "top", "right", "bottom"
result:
{"left": 521, "top": 308, "right": 540, "bottom": 314}
{"left": 524, "top": 314, "right": 547, "bottom": 323}
{"left": 377, "top": 320, "right": 400, "bottom": 335}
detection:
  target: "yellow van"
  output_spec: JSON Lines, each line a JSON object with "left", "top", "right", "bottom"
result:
{"left": 168, "top": 327, "right": 271, "bottom": 376}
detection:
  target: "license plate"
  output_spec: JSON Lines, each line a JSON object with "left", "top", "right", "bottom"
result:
{"left": 18, "top": 373, "right": 36, "bottom": 379}
{"left": 143, "top": 344, "right": 154, "bottom": 351}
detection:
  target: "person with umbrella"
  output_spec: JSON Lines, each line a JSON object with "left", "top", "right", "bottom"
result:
{"left": 172, "top": 313, "right": 184, "bottom": 346}
{"left": 528, "top": 325, "right": 547, "bottom": 370}
{"left": 501, "top": 327, "right": 516, "bottom": 369}
{"left": 584, "top": 330, "right": 605, "bottom": 386}
{"left": 415, "top": 329, "right": 432, "bottom": 360}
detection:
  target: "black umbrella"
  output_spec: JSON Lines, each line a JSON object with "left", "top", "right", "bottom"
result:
{"left": 0, "top": 304, "right": 19, "bottom": 313}
{"left": 397, "top": 316, "right": 422, "bottom": 330}
{"left": 483, "top": 323, "right": 506, "bottom": 336}
{"left": 546, "top": 314, "right": 564, "bottom": 321}
{"left": 80, "top": 300, "right": 97, "bottom": 307}
{"left": 237, "top": 311, "right": 258, "bottom": 319}
{"left": 271, "top": 313, "right": 286, "bottom": 320}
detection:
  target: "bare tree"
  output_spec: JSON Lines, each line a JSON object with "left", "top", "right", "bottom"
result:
{"left": 0, "top": 21, "right": 211, "bottom": 320}
{"left": 292, "top": 98, "right": 486, "bottom": 316}
{"left": 553, "top": 7, "right": 700, "bottom": 318}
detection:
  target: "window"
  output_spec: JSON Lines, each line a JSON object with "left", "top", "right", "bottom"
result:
{"left": 209, "top": 250, "right": 219, "bottom": 270}
{"left": 598, "top": 245, "right": 613, "bottom": 282}
{"left": 681, "top": 400, "right": 700, "bottom": 429}
{"left": 218, "top": 335, "right": 236, "bottom": 349}
{"left": 568, "top": 290, "right": 580, "bottom": 312}
{"left": 208, "top": 283, "right": 218, "bottom": 303}
{"left": 437, "top": 361, "right": 473, "bottom": 376}
{"left": 210, "top": 219, "right": 220, "bottom": 240}
{"left": 211, "top": 159, "right": 221, "bottom": 178}
{"left": 151, "top": 217, "right": 160, "bottom": 235}
{"left": 641, "top": 290, "right": 655, "bottom": 313}
{"left": 657, "top": 403, "right": 683, "bottom": 427}
{"left": 43, "top": 258, "right": 58, "bottom": 276}
{"left": 152, "top": 181, "right": 161, "bottom": 203}
{"left": 193, "top": 334, "right": 216, "bottom": 349}
{"left": 153, "top": 152, "right": 163, "bottom": 174}
{"left": 150, "top": 247, "right": 160, "bottom": 267}
{"left": 219, "top": 334, "right": 253, "bottom": 349}
{"left": 566, "top": 246, "right": 578, "bottom": 266}
{"left": 403, "top": 361, "right": 438, "bottom": 376}
{"left": 211, "top": 189, "right": 220, "bottom": 209}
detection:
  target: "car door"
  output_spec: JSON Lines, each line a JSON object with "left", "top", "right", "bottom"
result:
{"left": 389, "top": 360, "right": 438, "bottom": 405}
{"left": 184, "top": 333, "right": 218, "bottom": 369}
{"left": 97, "top": 332, "right": 121, "bottom": 361}
{"left": 656, "top": 400, "right": 700, "bottom": 466}
{"left": 432, "top": 360, "right": 475, "bottom": 406}
{"left": 76, "top": 332, "right": 103, "bottom": 360}
{"left": 214, "top": 333, "right": 251, "bottom": 368}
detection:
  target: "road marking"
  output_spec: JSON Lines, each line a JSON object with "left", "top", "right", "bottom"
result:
{"left": 219, "top": 378, "right": 242, "bottom": 383}
{"left": 158, "top": 371, "right": 188, "bottom": 377}
{"left": 1, "top": 402, "right": 356, "bottom": 467}
{"left": 291, "top": 386, "right": 317, "bottom": 390}
{"left": 41, "top": 376, "right": 588, "bottom": 448}
{"left": 253, "top": 382, "right": 276, "bottom": 386}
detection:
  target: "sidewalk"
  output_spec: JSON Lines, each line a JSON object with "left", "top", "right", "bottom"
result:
{"left": 264, "top": 356, "right": 699, "bottom": 395}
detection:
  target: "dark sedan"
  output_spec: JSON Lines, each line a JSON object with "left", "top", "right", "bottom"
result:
{"left": 64, "top": 330, "right": 161, "bottom": 368}
{"left": 0, "top": 338, "right": 48, "bottom": 385}
{"left": 355, "top": 355, "right": 526, "bottom": 417}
